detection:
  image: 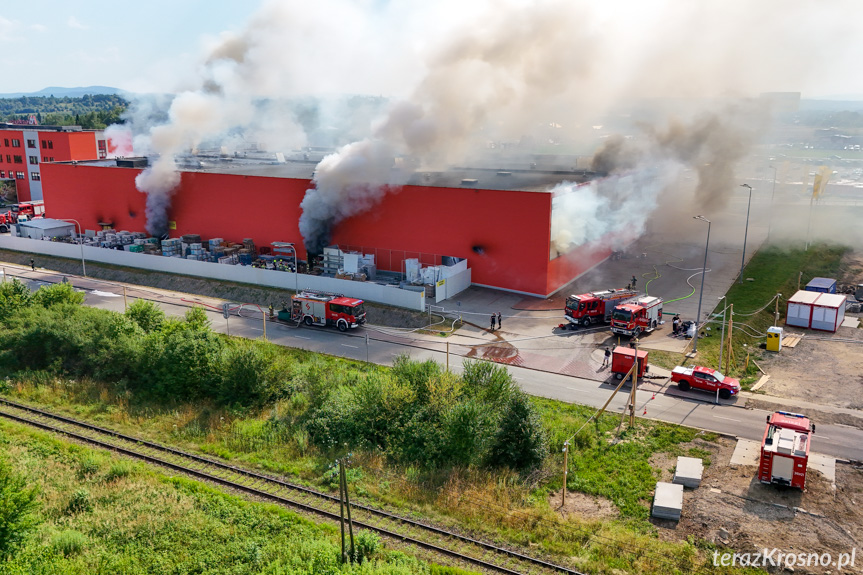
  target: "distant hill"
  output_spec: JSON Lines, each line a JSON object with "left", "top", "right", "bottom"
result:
{"left": 0, "top": 86, "right": 124, "bottom": 99}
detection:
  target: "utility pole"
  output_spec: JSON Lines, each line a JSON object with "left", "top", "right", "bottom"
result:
{"left": 561, "top": 441, "right": 569, "bottom": 507}
{"left": 123, "top": 286, "right": 128, "bottom": 311}
{"left": 446, "top": 341, "right": 450, "bottom": 372}
{"left": 339, "top": 459, "right": 346, "bottom": 564}
{"left": 629, "top": 342, "right": 639, "bottom": 427}
{"left": 724, "top": 304, "right": 734, "bottom": 375}
{"left": 340, "top": 460, "right": 355, "bottom": 562}
{"left": 774, "top": 293, "right": 781, "bottom": 327}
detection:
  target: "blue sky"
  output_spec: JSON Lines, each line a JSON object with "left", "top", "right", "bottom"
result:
{"left": 0, "top": 1, "right": 259, "bottom": 93}
{"left": 2, "top": 0, "right": 862, "bottom": 99}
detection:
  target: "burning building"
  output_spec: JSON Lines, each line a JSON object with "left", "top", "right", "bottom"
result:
{"left": 40, "top": 152, "right": 632, "bottom": 296}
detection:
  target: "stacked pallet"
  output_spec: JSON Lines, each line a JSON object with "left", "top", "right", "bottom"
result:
{"left": 161, "top": 238, "right": 183, "bottom": 257}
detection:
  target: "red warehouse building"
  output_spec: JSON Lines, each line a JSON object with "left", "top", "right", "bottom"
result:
{"left": 41, "top": 156, "right": 624, "bottom": 296}
{"left": 0, "top": 123, "right": 108, "bottom": 203}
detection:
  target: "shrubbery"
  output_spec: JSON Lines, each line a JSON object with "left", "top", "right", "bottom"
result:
{"left": 0, "top": 459, "right": 40, "bottom": 558}
{"left": 301, "top": 355, "right": 548, "bottom": 471}
{"left": 0, "top": 280, "right": 549, "bottom": 473}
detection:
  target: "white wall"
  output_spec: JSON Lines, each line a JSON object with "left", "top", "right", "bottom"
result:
{"left": 0, "top": 235, "right": 426, "bottom": 311}
{"left": 434, "top": 268, "right": 471, "bottom": 303}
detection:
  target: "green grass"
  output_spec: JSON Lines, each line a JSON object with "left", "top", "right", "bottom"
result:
{"left": 2, "top": 373, "right": 759, "bottom": 574}
{"left": 0, "top": 419, "right": 473, "bottom": 574}
{"left": 649, "top": 242, "right": 848, "bottom": 387}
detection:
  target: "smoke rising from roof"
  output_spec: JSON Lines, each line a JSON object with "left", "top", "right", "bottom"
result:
{"left": 116, "top": 0, "right": 858, "bottom": 244}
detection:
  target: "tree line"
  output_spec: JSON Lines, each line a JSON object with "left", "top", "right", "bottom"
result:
{"left": 0, "top": 280, "right": 547, "bottom": 474}
{"left": 0, "top": 95, "right": 127, "bottom": 129}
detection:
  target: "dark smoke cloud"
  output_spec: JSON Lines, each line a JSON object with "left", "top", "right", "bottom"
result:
{"left": 590, "top": 103, "right": 768, "bottom": 212}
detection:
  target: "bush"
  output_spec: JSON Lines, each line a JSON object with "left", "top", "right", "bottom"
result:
{"left": 487, "top": 391, "right": 548, "bottom": 472}
{"left": 218, "top": 341, "right": 281, "bottom": 407}
{"left": 0, "top": 460, "right": 40, "bottom": 559}
{"left": 138, "top": 328, "right": 222, "bottom": 400}
{"left": 104, "top": 460, "right": 134, "bottom": 482}
{"left": 51, "top": 530, "right": 87, "bottom": 556}
{"left": 353, "top": 530, "right": 382, "bottom": 563}
{"left": 0, "top": 278, "right": 33, "bottom": 321}
{"left": 64, "top": 488, "right": 92, "bottom": 515}
{"left": 32, "top": 281, "right": 85, "bottom": 307}
{"left": 125, "top": 299, "right": 165, "bottom": 333}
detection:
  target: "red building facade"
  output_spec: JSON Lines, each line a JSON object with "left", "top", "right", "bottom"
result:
{"left": 40, "top": 161, "right": 612, "bottom": 296}
{"left": 0, "top": 124, "right": 107, "bottom": 203}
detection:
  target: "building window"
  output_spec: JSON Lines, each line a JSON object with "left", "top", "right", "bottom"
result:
{"left": 30, "top": 172, "right": 40, "bottom": 181}
{"left": 11, "top": 139, "right": 20, "bottom": 147}
{"left": 49, "top": 157, "right": 54, "bottom": 162}
{"left": 41, "top": 139, "right": 47, "bottom": 148}
{"left": 5, "top": 155, "right": 10, "bottom": 163}
{"left": 27, "top": 139, "right": 36, "bottom": 148}
{"left": 0, "top": 171, "right": 4, "bottom": 178}
{"left": 3, "top": 139, "right": 8, "bottom": 147}
{"left": 28, "top": 156, "right": 38, "bottom": 165}
{"left": 42, "top": 156, "right": 48, "bottom": 162}
{"left": 13, "top": 155, "right": 22, "bottom": 164}
{"left": 16, "top": 172, "right": 24, "bottom": 179}
{"left": 47, "top": 140, "right": 53, "bottom": 149}
{"left": 98, "top": 140, "right": 107, "bottom": 150}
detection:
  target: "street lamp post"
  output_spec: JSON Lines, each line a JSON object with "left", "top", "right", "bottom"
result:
{"left": 739, "top": 184, "right": 753, "bottom": 284}
{"left": 692, "top": 215, "right": 711, "bottom": 355}
{"left": 767, "top": 165, "right": 777, "bottom": 242}
{"left": 717, "top": 296, "right": 727, "bottom": 370}
{"left": 59, "top": 218, "right": 86, "bottom": 277}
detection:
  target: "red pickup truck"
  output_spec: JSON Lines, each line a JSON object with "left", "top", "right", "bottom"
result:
{"left": 671, "top": 366, "right": 741, "bottom": 399}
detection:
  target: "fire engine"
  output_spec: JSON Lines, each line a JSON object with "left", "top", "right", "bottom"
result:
{"left": 290, "top": 290, "right": 366, "bottom": 331}
{"left": 759, "top": 411, "right": 815, "bottom": 489}
{"left": 0, "top": 200, "right": 45, "bottom": 233}
{"left": 564, "top": 288, "right": 638, "bottom": 328}
{"left": 610, "top": 295, "right": 663, "bottom": 337}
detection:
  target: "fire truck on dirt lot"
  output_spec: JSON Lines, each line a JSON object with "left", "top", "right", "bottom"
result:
{"left": 759, "top": 411, "right": 815, "bottom": 489}
{"left": 610, "top": 296, "right": 663, "bottom": 337}
{"left": 290, "top": 290, "right": 366, "bottom": 331}
{"left": 0, "top": 200, "right": 45, "bottom": 233}
{"left": 564, "top": 288, "right": 638, "bottom": 328}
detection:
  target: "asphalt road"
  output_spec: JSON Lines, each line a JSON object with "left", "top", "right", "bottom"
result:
{"left": 12, "top": 267, "right": 863, "bottom": 462}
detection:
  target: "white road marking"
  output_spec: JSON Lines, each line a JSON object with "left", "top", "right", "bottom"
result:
{"left": 250, "top": 327, "right": 262, "bottom": 332}
{"left": 294, "top": 335, "right": 311, "bottom": 340}
{"left": 342, "top": 344, "right": 358, "bottom": 349}
{"left": 714, "top": 416, "right": 740, "bottom": 422}
{"left": 91, "top": 290, "right": 121, "bottom": 297}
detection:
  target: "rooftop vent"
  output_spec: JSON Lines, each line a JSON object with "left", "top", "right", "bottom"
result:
{"left": 116, "top": 157, "right": 149, "bottom": 169}
{"left": 461, "top": 178, "right": 478, "bottom": 186}
{"left": 496, "top": 171, "right": 512, "bottom": 176}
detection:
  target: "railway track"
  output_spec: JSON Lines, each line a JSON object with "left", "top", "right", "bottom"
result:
{"left": 0, "top": 397, "right": 585, "bottom": 575}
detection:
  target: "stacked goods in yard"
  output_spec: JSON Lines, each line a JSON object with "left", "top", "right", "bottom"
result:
{"left": 161, "top": 238, "right": 182, "bottom": 257}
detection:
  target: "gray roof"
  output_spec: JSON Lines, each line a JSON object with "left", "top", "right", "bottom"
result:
{"left": 61, "top": 152, "right": 603, "bottom": 193}
{"left": 17, "top": 218, "right": 76, "bottom": 231}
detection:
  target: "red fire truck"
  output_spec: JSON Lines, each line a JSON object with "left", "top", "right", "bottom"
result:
{"left": 564, "top": 288, "right": 638, "bottom": 328}
{"left": 610, "top": 296, "right": 663, "bottom": 337}
{"left": 290, "top": 290, "right": 366, "bottom": 331}
{"left": 759, "top": 411, "right": 815, "bottom": 489}
{"left": 0, "top": 200, "right": 45, "bottom": 233}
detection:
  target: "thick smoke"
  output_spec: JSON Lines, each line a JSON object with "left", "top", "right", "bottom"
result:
{"left": 115, "top": 0, "right": 857, "bottom": 243}
{"left": 590, "top": 104, "right": 767, "bottom": 214}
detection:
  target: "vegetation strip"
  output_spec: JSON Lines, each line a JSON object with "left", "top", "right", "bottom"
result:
{"left": 0, "top": 397, "right": 583, "bottom": 575}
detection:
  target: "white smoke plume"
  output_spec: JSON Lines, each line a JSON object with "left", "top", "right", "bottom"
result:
{"left": 117, "top": 0, "right": 858, "bottom": 242}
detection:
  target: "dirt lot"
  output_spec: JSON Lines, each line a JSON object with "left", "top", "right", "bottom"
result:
{"left": 754, "top": 250, "right": 863, "bottom": 420}
{"left": 660, "top": 437, "right": 862, "bottom": 571}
